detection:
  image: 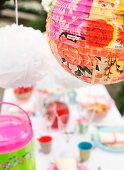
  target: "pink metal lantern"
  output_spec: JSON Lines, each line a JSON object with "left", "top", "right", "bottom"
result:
{"left": 47, "top": 0, "right": 124, "bottom": 84}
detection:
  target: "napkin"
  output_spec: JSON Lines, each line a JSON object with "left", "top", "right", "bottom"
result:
{"left": 99, "top": 132, "right": 115, "bottom": 144}
{"left": 99, "top": 131, "right": 124, "bottom": 147}
{"left": 55, "top": 158, "right": 77, "bottom": 170}
{"left": 115, "top": 132, "right": 124, "bottom": 142}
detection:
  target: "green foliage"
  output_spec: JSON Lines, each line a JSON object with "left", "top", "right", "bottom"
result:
{"left": 115, "top": 82, "right": 124, "bottom": 116}
{"left": 0, "top": 0, "right": 8, "bottom": 6}
{"left": 25, "top": 14, "right": 47, "bottom": 32}
{"left": 3, "top": 1, "right": 44, "bottom": 16}
{"left": 1, "top": 0, "right": 47, "bottom": 32}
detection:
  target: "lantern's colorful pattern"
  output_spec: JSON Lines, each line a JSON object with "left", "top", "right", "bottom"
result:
{"left": 47, "top": 0, "right": 124, "bottom": 84}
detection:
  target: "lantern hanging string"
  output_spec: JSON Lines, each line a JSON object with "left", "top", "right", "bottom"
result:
{"left": 15, "top": 0, "right": 18, "bottom": 25}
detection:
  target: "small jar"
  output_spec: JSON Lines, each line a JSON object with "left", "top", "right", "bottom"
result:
{"left": 67, "top": 89, "right": 77, "bottom": 104}
{"left": 76, "top": 117, "right": 88, "bottom": 134}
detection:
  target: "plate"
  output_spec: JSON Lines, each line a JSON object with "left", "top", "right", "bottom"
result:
{"left": 94, "top": 127, "right": 124, "bottom": 152}
{"left": 47, "top": 162, "right": 89, "bottom": 170}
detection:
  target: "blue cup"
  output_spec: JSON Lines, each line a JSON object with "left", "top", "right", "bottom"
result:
{"left": 78, "top": 142, "right": 93, "bottom": 161}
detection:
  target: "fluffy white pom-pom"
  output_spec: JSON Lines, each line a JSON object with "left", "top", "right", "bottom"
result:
{"left": 0, "top": 24, "right": 49, "bottom": 88}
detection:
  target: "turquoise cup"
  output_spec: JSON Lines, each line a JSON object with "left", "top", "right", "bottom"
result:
{"left": 78, "top": 142, "right": 93, "bottom": 162}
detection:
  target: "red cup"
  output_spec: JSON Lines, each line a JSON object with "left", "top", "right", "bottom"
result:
{"left": 38, "top": 136, "right": 52, "bottom": 154}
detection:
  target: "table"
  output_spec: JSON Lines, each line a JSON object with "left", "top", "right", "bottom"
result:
{"left": 2, "top": 84, "right": 124, "bottom": 170}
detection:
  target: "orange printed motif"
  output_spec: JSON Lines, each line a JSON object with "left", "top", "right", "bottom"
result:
{"left": 56, "top": 34, "right": 99, "bottom": 69}
{"left": 117, "top": 25, "right": 124, "bottom": 45}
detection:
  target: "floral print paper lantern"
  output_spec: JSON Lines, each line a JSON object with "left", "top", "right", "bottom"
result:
{"left": 47, "top": 0, "right": 124, "bottom": 84}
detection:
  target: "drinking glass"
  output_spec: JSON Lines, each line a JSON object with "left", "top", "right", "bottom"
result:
{"left": 43, "top": 112, "right": 56, "bottom": 132}
{"left": 58, "top": 114, "right": 75, "bottom": 143}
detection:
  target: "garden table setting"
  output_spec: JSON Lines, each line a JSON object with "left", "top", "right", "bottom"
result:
{"left": 0, "top": 0, "right": 124, "bottom": 170}
{"left": 1, "top": 84, "right": 124, "bottom": 170}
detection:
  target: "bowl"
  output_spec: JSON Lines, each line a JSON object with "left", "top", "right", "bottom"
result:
{"left": 83, "top": 96, "right": 114, "bottom": 121}
{"left": 14, "top": 86, "right": 33, "bottom": 100}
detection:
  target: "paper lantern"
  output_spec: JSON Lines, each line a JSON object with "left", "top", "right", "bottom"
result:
{"left": 0, "top": 24, "right": 49, "bottom": 88}
{"left": 47, "top": 0, "right": 124, "bottom": 84}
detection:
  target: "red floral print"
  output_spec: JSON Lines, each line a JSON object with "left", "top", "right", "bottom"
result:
{"left": 117, "top": 25, "right": 124, "bottom": 46}
{"left": 85, "top": 19, "right": 114, "bottom": 47}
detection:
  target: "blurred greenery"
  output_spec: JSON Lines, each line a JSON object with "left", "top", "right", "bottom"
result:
{"left": 0, "top": 0, "right": 47, "bottom": 32}
{"left": 25, "top": 14, "right": 47, "bottom": 32}
{"left": 3, "top": 1, "right": 43, "bottom": 15}
{"left": 114, "top": 82, "right": 124, "bottom": 116}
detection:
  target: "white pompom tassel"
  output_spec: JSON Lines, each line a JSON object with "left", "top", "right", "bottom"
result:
{"left": 0, "top": 24, "right": 49, "bottom": 88}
